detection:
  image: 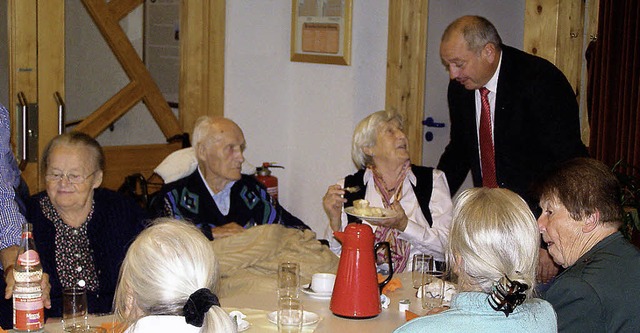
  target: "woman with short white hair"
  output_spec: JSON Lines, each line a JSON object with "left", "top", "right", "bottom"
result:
{"left": 114, "top": 218, "right": 236, "bottom": 333}
{"left": 323, "top": 110, "right": 452, "bottom": 272}
{"left": 395, "top": 188, "right": 557, "bottom": 332}
{"left": 538, "top": 158, "right": 640, "bottom": 332}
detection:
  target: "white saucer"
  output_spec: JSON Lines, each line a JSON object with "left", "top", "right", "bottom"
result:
{"left": 237, "top": 321, "right": 250, "bottom": 332}
{"left": 344, "top": 206, "right": 398, "bottom": 222}
{"left": 267, "top": 310, "right": 320, "bottom": 326}
{"left": 300, "top": 284, "right": 332, "bottom": 299}
{"left": 229, "top": 310, "right": 251, "bottom": 332}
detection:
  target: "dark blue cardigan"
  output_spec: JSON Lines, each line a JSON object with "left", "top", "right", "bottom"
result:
{"left": 27, "top": 188, "right": 148, "bottom": 318}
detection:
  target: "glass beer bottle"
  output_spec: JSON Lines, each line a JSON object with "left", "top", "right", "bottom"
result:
{"left": 13, "top": 223, "right": 44, "bottom": 332}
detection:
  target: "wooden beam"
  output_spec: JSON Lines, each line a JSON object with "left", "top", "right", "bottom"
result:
{"left": 180, "top": 0, "right": 226, "bottom": 136}
{"left": 386, "top": 0, "right": 428, "bottom": 164}
{"left": 74, "top": 82, "right": 144, "bottom": 137}
{"left": 81, "top": 0, "right": 182, "bottom": 139}
{"left": 206, "top": 0, "right": 226, "bottom": 124}
{"left": 107, "top": 0, "right": 144, "bottom": 22}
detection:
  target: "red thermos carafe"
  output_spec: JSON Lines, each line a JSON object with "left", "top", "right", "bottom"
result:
{"left": 330, "top": 223, "right": 393, "bottom": 318}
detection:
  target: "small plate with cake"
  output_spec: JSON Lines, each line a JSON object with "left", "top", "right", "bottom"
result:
{"left": 344, "top": 199, "right": 399, "bottom": 222}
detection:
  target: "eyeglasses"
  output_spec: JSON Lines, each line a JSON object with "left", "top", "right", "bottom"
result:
{"left": 45, "top": 170, "right": 98, "bottom": 184}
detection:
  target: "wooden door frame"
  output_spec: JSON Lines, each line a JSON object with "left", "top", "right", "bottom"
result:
{"left": 8, "top": 0, "right": 64, "bottom": 190}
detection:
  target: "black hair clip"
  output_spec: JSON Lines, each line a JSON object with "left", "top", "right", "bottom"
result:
{"left": 488, "top": 275, "right": 529, "bottom": 317}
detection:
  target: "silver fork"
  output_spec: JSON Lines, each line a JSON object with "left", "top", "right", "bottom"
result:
{"left": 343, "top": 186, "right": 361, "bottom": 193}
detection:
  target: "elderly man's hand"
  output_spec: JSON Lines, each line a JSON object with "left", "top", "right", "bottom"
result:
{"left": 322, "top": 184, "right": 347, "bottom": 231}
{"left": 537, "top": 248, "right": 560, "bottom": 284}
{"left": 4, "top": 270, "right": 51, "bottom": 309}
{"left": 211, "top": 222, "right": 245, "bottom": 238}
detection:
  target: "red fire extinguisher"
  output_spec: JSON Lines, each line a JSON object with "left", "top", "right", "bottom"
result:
{"left": 255, "top": 162, "right": 284, "bottom": 203}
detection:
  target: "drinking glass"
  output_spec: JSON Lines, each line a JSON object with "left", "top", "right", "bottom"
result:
{"left": 421, "top": 271, "right": 445, "bottom": 310}
{"left": 277, "top": 296, "right": 303, "bottom": 333}
{"left": 278, "top": 262, "right": 300, "bottom": 298}
{"left": 69, "top": 327, "right": 107, "bottom": 333}
{"left": 412, "top": 254, "right": 434, "bottom": 289}
{"left": 62, "top": 286, "right": 88, "bottom": 331}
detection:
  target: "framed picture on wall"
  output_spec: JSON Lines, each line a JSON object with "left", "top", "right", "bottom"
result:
{"left": 290, "top": 0, "right": 352, "bottom": 65}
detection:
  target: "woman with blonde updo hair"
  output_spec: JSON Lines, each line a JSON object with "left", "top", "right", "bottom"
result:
{"left": 395, "top": 188, "right": 556, "bottom": 332}
{"left": 114, "top": 218, "right": 236, "bottom": 333}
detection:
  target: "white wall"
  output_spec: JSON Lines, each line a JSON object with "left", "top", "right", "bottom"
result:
{"left": 225, "top": 1, "right": 388, "bottom": 238}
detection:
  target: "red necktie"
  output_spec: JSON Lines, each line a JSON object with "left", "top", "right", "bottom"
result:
{"left": 479, "top": 87, "right": 498, "bottom": 188}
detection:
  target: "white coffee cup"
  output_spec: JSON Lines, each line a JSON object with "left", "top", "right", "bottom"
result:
{"left": 311, "top": 273, "right": 336, "bottom": 294}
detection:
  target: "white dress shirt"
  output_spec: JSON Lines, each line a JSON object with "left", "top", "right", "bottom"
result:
{"left": 474, "top": 52, "right": 503, "bottom": 145}
{"left": 198, "top": 166, "right": 236, "bottom": 215}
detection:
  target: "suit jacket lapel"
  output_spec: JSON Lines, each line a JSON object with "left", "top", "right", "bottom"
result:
{"left": 460, "top": 87, "right": 482, "bottom": 184}
{"left": 494, "top": 46, "right": 518, "bottom": 153}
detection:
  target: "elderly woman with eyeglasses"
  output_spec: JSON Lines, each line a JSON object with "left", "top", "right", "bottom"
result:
{"left": 24, "top": 132, "right": 148, "bottom": 318}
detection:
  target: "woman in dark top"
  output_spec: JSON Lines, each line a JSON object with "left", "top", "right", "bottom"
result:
{"left": 27, "top": 132, "right": 147, "bottom": 317}
{"left": 537, "top": 158, "right": 640, "bottom": 332}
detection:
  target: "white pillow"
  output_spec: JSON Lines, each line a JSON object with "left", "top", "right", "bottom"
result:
{"left": 154, "top": 147, "right": 257, "bottom": 183}
{"left": 154, "top": 147, "right": 198, "bottom": 183}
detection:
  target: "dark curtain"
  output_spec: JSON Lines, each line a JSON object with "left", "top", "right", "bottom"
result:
{"left": 587, "top": 0, "right": 640, "bottom": 173}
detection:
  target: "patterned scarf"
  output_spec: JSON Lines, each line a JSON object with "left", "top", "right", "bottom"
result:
{"left": 370, "top": 160, "right": 412, "bottom": 272}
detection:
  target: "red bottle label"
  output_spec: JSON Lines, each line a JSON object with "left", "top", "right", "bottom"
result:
{"left": 17, "top": 250, "right": 40, "bottom": 266}
{"left": 13, "top": 293, "right": 44, "bottom": 330}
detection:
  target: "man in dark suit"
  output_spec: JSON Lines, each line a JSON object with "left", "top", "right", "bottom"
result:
{"left": 437, "top": 16, "right": 588, "bottom": 283}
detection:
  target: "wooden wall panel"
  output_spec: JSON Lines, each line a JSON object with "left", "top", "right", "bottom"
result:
{"left": 8, "top": 0, "right": 38, "bottom": 189}
{"left": 180, "top": 0, "right": 225, "bottom": 137}
{"left": 555, "top": 0, "right": 585, "bottom": 95}
{"left": 36, "top": 0, "right": 65, "bottom": 190}
{"left": 524, "top": 0, "right": 585, "bottom": 95}
{"left": 101, "top": 142, "right": 182, "bottom": 190}
{"left": 386, "top": 0, "right": 429, "bottom": 164}
{"left": 524, "top": 0, "right": 560, "bottom": 62}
